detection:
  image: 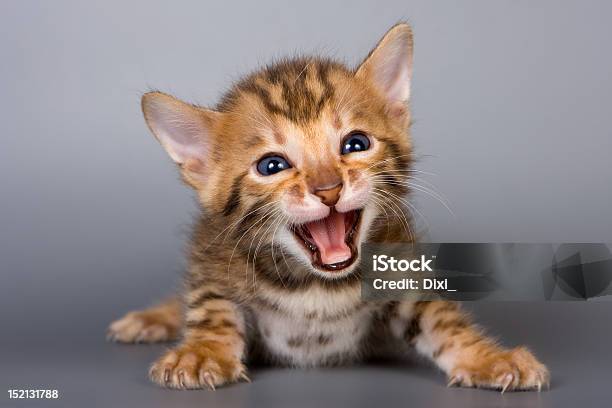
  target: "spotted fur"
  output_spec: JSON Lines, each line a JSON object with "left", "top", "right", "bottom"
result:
{"left": 108, "top": 23, "right": 548, "bottom": 392}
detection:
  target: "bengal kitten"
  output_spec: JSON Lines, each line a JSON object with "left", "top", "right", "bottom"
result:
{"left": 108, "top": 24, "right": 549, "bottom": 392}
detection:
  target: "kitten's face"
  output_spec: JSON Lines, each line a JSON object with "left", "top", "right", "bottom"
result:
{"left": 142, "top": 24, "right": 413, "bottom": 279}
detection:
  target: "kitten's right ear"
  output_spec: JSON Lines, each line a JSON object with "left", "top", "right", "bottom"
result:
{"left": 141, "top": 92, "right": 217, "bottom": 167}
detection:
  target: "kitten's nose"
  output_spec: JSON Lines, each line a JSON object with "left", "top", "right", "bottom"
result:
{"left": 314, "top": 183, "right": 343, "bottom": 207}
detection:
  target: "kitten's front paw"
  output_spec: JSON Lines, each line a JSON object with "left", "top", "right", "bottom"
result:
{"left": 107, "top": 311, "right": 178, "bottom": 343}
{"left": 149, "top": 342, "right": 249, "bottom": 390}
{"left": 448, "top": 347, "right": 549, "bottom": 392}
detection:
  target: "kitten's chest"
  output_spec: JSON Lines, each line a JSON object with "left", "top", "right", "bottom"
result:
{"left": 250, "top": 284, "right": 376, "bottom": 366}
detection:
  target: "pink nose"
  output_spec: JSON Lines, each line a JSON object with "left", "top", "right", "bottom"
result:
{"left": 313, "top": 183, "right": 343, "bottom": 207}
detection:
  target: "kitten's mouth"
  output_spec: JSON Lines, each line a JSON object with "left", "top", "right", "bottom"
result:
{"left": 290, "top": 209, "right": 362, "bottom": 272}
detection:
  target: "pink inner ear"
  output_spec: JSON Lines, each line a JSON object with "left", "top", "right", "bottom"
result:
{"left": 144, "top": 96, "right": 210, "bottom": 164}
{"left": 358, "top": 26, "right": 413, "bottom": 104}
{"left": 157, "top": 114, "right": 208, "bottom": 162}
{"left": 374, "top": 45, "right": 412, "bottom": 103}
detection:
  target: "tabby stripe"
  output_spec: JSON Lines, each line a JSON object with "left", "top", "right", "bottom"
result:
{"left": 433, "top": 302, "right": 458, "bottom": 315}
{"left": 315, "top": 62, "right": 334, "bottom": 114}
{"left": 252, "top": 296, "right": 284, "bottom": 314}
{"left": 317, "top": 334, "right": 333, "bottom": 345}
{"left": 244, "top": 83, "right": 287, "bottom": 118}
{"left": 185, "top": 320, "right": 246, "bottom": 342}
{"left": 431, "top": 318, "right": 469, "bottom": 333}
{"left": 432, "top": 340, "right": 452, "bottom": 358}
{"left": 223, "top": 172, "right": 247, "bottom": 216}
{"left": 404, "top": 301, "right": 428, "bottom": 343}
{"left": 185, "top": 317, "right": 237, "bottom": 329}
{"left": 287, "top": 336, "right": 304, "bottom": 348}
{"left": 188, "top": 291, "right": 225, "bottom": 309}
{"left": 320, "top": 304, "right": 364, "bottom": 323}
{"left": 461, "top": 337, "right": 482, "bottom": 349}
{"left": 185, "top": 317, "right": 213, "bottom": 328}
{"left": 380, "top": 301, "right": 400, "bottom": 323}
{"left": 241, "top": 61, "right": 336, "bottom": 122}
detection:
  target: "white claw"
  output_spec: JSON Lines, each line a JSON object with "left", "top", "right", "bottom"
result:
{"left": 501, "top": 374, "right": 513, "bottom": 394}
{"left": 447, "top": 376, "right": 461, "bottom": 387}
{"left": 202, "top": 372, "right": 216, "bottom": 391}
{"left": 239, "top": 372, "right": 251, "bottom": 383}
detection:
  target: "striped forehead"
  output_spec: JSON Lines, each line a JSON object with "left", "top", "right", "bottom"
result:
{"left": 261, "top": 61, "right": 333, "bottom": 122}
{"left": 220, "top": 58, "right": 352, "bottom": 123}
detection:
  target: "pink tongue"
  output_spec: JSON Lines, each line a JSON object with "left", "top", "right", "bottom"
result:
{"left": 305, "top": 211, "right": 351, "bottom": 265}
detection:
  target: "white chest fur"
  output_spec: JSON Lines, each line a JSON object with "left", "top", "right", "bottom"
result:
{"left": 252, "top": 284, "right": 376, "bottom": 366}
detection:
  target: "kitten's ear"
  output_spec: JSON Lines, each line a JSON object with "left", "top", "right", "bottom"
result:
{"left": 141, "top": 92, "right": 218, "bottom": 166}
{"left": 356, "top": 23, "right": 414, "bottom": 103}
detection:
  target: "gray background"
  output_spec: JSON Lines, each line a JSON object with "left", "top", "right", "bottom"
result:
{"left": 1, "top": 0, "right": 611, "bottom": 407}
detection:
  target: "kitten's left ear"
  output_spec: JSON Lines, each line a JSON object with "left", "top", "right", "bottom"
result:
{"left": 356, "top": 23, "right": 414, "bottom": 104}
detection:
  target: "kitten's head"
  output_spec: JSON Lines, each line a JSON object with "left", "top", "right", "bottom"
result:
{"left": 142, "top": 24, "right": 413, "bottom": 279}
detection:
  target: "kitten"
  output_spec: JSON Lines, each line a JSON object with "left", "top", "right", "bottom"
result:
{"left": 108, "top": 24, "right": 549, "bottom": 392}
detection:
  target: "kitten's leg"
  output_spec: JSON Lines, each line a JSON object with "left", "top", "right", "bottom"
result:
{"left": 148, "top": 287, "right": 248, "bottom": 390}
{"left": 388, "top": 301, "right": 549, "bottom": 392}
{"left": 107, "top": 297, "right": 181, "bottom": 343}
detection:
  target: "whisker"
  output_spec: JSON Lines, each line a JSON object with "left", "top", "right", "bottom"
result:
{"left": 249, "top": 208, "right": 283, "bottom": 282}
{"left": 370, "top": 190, "right": 414, "bottom": 243}
{"left": 365, "top": 154, "right": 413, "bottom": 171}
{"left": 369, "top": 168, "right": 438, "bottom": 177}
{"left": 226, "top": 205, "right": 278, "bottom": 278}
{"left": 267, "top": 213, "right": 288, "bottom": 289}
{"left": 369, "top": 196, "right": 392, "bottom": 238}
{"left": 370, "top": 176, "right": 455, "bottom": 217}
{"left": 370, "top": 173, "right": 443, "bottom": 197}
{"left": 204, "top": 201, "right": 278, "bottom": 252}
{"left": 373, "top": 186, "right": 430, "bottom": 233}
{"left": 245, "top": 207, "right": 281, "bottom": 284}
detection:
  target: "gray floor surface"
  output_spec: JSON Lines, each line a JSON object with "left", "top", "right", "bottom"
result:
{"left": 2, "top": 301, "right": 611, "bottom": 408}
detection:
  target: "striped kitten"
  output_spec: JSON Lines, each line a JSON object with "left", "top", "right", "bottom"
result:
{"left": 108, "top": 24, "right": 548, "bottom": 392}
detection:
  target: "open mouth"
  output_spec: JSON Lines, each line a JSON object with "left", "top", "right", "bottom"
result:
{"left": 290, "top": 209, "right": 362, "bottom": 272}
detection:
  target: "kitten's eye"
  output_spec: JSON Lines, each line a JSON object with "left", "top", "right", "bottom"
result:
{"left": 341, "top": 133, "right": 371, "bottom": 155}
{"left": 256, "top": 155, "right": 292, "bottom": 176}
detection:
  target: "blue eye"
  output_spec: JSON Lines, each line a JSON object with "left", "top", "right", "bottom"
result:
{"left": 341, "top": 133, "right": 371, "bottom": 155}
{"left": 257, "top": 155, "right": 291, "bottom": 176}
